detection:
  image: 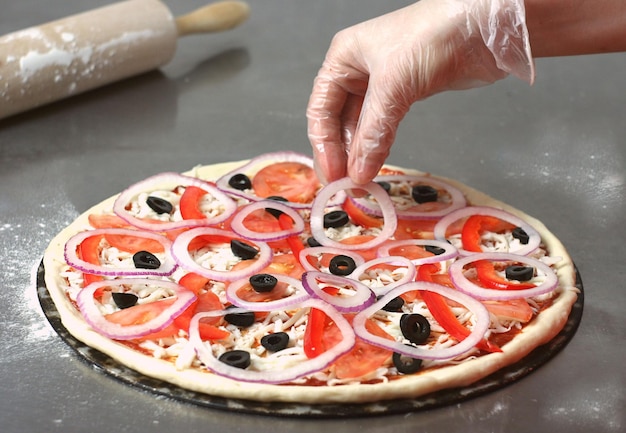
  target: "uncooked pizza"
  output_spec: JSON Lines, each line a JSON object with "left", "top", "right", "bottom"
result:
{"left": 42, "top": 151, "right": 580, "bottom": 405}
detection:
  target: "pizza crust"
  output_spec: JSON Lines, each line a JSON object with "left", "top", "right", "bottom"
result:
{"left": 43, "top": 159, "right": 579, "bottom": 404}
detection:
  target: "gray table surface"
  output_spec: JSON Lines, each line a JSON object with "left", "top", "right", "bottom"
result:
{"left": 1, "top": 1, "right": 624, "bottom": 432}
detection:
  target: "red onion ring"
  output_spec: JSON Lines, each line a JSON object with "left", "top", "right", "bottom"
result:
{"left": 113, "top": 172, "right": 237, "bottom": 231}
{"left": 189, "top": 299, "right": 356, "bottom": 384}
{"left": 76, "top": 279, "right": 196, "bottom": 340}
{"left": 229, "top": 200, "right": 305, "bottom": 241}
{"left": 171, "top": 227, "right": 273, "bottom": 282}
{"left": 376, "top": 239, "right": 458, "bottom": 265}
{"left": 353, "top": 281, "right": 491, "bottom": 360}
{"left": 351, "top": 174, "right": 467, "bottom": 220}
{"left": 214, "top": 151, "right": 346, "bottom": 209}
{"left": 433, "top": 206, "right": 542, "bottom": 256}
{"left": 298, "top": 246, "right": 366, "bottom": 272}
{"left": 310, "top": 178, "right": 397, "bottom": 251}
{"left": 349, "top": 256, "right": 417, "bottom": 297}
{"left": 448, "top": 252, "right": 559, "bottom": 300}
{"left": 225, "top": 274, "right": 310, "bottom": 311}
{"left": 64, "top": 228, "right": 177, "bottom": 276}
{"left": 301, "top": 271, "right": 375, "bottom": 313}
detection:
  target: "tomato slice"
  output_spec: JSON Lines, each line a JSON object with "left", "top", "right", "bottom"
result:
{"left": 103, "top": 233, "right": 165, "bottom": 254}
{"left": 252, "top": 162, "right": 319, "bottom": 203}
{"left": 342, "top": 197, "right": 383, "bottom": 229}
{"left": 88, "top": 214, "right": 132, "bottom": 229}
{"left": 482, "top": 299, "right": 534, "bottom": 322}
{"left": 461, "top": 215, "right": 516, "bottom": 252}
{"left": 394, "top": 218, "right": 438, "bottom": 240}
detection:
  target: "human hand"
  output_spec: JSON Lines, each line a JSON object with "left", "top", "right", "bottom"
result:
{"left": 307, "top": 0, "right": 535, "bottom": 185}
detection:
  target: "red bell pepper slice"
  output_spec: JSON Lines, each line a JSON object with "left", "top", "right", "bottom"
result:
{"left": 461, "top": 215, "right": 516, "bottom": 252}
{"left": 77, "top": 234, "right": 104, "bottom": 288}
{"left": 179, "top": 186, "right": 209, "bottom": 220}
{"left": 277, "top": 212, "right": 306, "bottom": 264}
{"left": 303, "top": 287, "right": 340, "bottom": 358}
{"left": 473, "top": 260, "right": 536, "bottom": 290}
{"left": 418, "top": 264, "right": 501, "bottom": 353}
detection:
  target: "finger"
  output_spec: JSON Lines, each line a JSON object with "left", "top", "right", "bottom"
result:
{"left": 340, "top": 93, "right": 364, "bottom": 151}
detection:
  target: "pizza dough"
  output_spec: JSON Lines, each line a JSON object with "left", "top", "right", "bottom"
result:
{"left": 43, "top": 158, "right": 579, "bottom": 404}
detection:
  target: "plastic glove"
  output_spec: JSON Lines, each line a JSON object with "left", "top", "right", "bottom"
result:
{"left": 307, "top": 0, "right": 535, "bottom": 185}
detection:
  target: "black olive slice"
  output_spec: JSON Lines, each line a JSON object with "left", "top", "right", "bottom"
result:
{"left": 377, "top": 181, "right": 391, "bottom": 193}
{"left": 230, "top": 239, "right": 258, "bottom": 260}
{"left": 218, "top": 350, "right": 251, "bottom": 369}
{"left": 307, "top": 237, "right": 322, "bottom": 247}
{"left": 411, "top": 185, "right": 438, "bottom": 204}
{"left": 228, "top": 173, "right": 252, "bottom": 191}
{"left": 400, "top": 313, "right": 431, "bottom": 345}
{"left": 264, "top": 196, "right": 288, "bottom": 218}
{"left": 424, "top": 245, "right": 446, "bottom": 256}
{"left": 224, "top": 306, "right": 256, "bottom": 327}
{"left": 380, "top": 296, "right": 405, "bottom": 312}
{"left": 512, "top": 227, "right": 530, "bottom": 244}
{"left": 260, "top": 332, "right": 290, "bottom": 352}
{"left": 505, "top": 265, "right": 535, "bottom": 282}
{"left": 146, "top": 196, "right": 173, "bottom": 214}
{"left": 132, "top": 250, "right": 161, "bottom": 269}
{"left": 323, "top": 210, "right": 350, "bottom": 228}
{"left": 328, "top": 255, "right": 357, "bottom": 276}
{"left": 249, "top": 273, "right": 278, "bottom": 292}
{"left": 392, "top": 350, "right": 423, "bottom": 374}
{"left": 112, "top": 292, "right": 138, "bottom": 309}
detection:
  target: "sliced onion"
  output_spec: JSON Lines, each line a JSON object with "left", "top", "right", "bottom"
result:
{"left": 310, "top": 178, "right": 397, "bottom": 251}
{"left": 301, "top": 271, "right": 375, "bottom": 312}
{"left": 376, "top": 239, "right": 458, "bottom": 265}
{"left": 214, "top": 151, "right": 346, "bottom": 209}
{"left": 349, "top": 256, "right": 416, "bottom": 297}
{"left": 225, "top": 274, "right": 310, "bottom": 311}
{"left": 76, "top": 279, "right": 196, "bottom": 340}
{"left": 189, "top": 299, "right": 356, "bottom": 384}
{"left": 433, "top": 206, "right": 542, "bottom": 256}
{"left": 229, "top": 200, "right": 305, "bottom": 241}
{"left": 298, "top": 246, "right": 366, "bottom": 272}
{"left": 353, "top": 281, "right": 491, "bottom": 360}
{"left": 448, "top": 252, "right": 559, "bottom": 300}
{"left": 113, "top": 172, "right": 237, "bottom": 231}
{"left": 171, "top": 227, "right": 273, "bottom": 282}
{"left": 64, "top": 228, "right": 177, "bottom": 276}
{"left": 351, "top": 174, "right": 467, "bottom": 220}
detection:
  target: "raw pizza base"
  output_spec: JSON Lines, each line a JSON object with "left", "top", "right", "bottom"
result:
{"left": 43, "top": 159, "right": 580, "bottom": 405}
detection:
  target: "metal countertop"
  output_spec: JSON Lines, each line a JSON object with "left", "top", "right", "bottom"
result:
{"left": 1, "top": 1, "right": 624, "bottom": 432}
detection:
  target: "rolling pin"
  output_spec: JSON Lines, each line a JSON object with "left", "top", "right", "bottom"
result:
{"left": 0, "top": 0, "right": 250, "bottom": 120}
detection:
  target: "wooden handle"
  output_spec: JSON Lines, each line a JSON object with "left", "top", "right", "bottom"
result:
{"left": 175, "top": 1, "right": 250, "bottom": 36}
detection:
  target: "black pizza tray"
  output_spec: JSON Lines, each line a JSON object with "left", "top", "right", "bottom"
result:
{"left": 36, "top": 261, "right": 584, "bottom": 418}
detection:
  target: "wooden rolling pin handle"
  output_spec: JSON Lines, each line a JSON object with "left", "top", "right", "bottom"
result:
{"left": 176, "top": 1, "right": 251, "bottom": 36}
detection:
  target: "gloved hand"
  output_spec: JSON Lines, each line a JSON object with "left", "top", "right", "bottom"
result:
{"left": 307, "top": 0, "right": 535, "bottom": 185}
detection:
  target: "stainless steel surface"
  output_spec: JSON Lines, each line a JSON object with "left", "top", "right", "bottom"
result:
{"left": 1, "top": 1, "right": 624, "bottom": 432}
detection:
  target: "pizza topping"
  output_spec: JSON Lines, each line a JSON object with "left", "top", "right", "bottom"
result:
{"left": 434, "top": 206, "right": 542, "bottom": 256}
{"left": 218, "top": 350, "right": 251, "bottom": 369}
{"left": 113, "top": 172, "right": 237, "bottom": 231}
{"left": 392, "top": 349, "right": 423, "bottom": 374}
{"left": 351, "top": 174, "right": 467, "bottom": 220}
{"left": 229, "top": 200, "right": 305, "bottom": 242}
{"left": 449, "top": 252, "right": 558, "bottom": 300}
{"left": 323, "top": 210, "right": 350, "bottom": 228}
{"left": 228, "top": 173, "right": 252, "bottom": 191}
{"left": 350, "top": 256, "right": 416, "bottom": 296}
{"left": 377, "top": 239, "right": 458, "bottom": 265}
{"left": 76, "top": 279, "right": 196, "bottom": 340}
{"left": 411, "top": 184, "right": 438, "bottom": 204}
{"left": 249, "top": 273, "right": 278, "bottom": 292}
{"left": 111, "top": 292, "right": 139, "bottom": 309}
{"left": 310, "top": 177, "right": 397, "bottom": 251}
{"left": 65, "top": 228, "right": 177, "bottom": 277}
{"left": 399, "top": 313, "right": 431, "bottom": 345}
{"left": 299, "top": 246, "right": 366, "bottom": 273}
{"left": 224, "top": 306, "right": 256, "bottom": 327}
{"left": 146, "top": 196, "right": 174, "bottom": 215}
{"left": 260, "top": 332, "right": 290, "bottom": 352}
{"left": 132, "top": 250, "right": 161, "bottom": 270}
{"left": 328, "top": 254, "right": 357, "bottom": 276}
{"left": 381, "top": 296, "right": 405, "bottom": 312}
{"left": 302, "top": 271, "right": 376, "bottom": 313}
{"left": 512, "top": 227, "right": 530, "bottom": 244}
{"left": 226, "top": 274, "right": 308, "bottom": 311}
{"left": 230, "top": 239, "right": 259, "bottom": 260}
{"left": 505, "top": 265, "right": 535, "bottom": 282}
